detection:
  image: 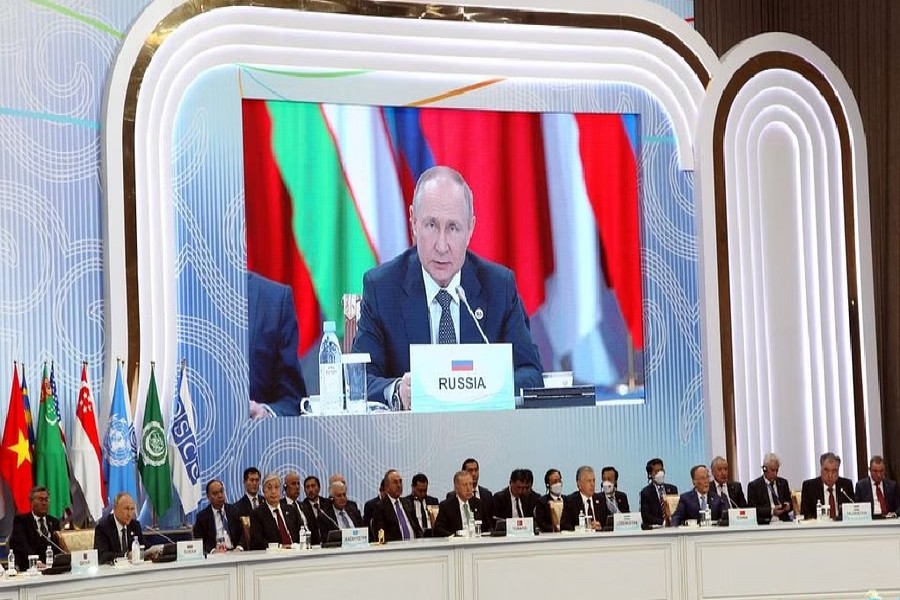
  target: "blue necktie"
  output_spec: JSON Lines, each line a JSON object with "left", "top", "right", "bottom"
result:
{"left": 338, "top": 510, "right": 352, "bottom": 529}
{"left": 436, "top": 290, "right": 456, "bottom": 344}
{"left": 395, "top": 500, "right": 412, "bottom": 540}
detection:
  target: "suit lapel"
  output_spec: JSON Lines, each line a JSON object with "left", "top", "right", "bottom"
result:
{"left": 459, "top": 256, "right": 483, "bottom": 344}
{"left": 401, "top": 254, "right": 431, "bottom": 346}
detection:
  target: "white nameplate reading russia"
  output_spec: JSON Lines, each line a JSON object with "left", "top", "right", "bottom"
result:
{"left": 71, "top": 549, "right": 99, "bottom": 575}
{"left": 613, "top": 512, "right": 642, "bottom": 532}
{"left": 410, "top": 343, "right": 514, "bottom": 413}
{"left": 177, "top": 540, "right": 204, "bottom": 561}
{"left": 841, "top": 502, "right": 872, "bottom": 522}
{"left": 727, "top": 507, "right": 758, "bottom": 529}
{"left": 506, "top": 517, "right": 534, "bottom": 537}
{"left": 341, "top": 528, "right": 369, "bottom": 549}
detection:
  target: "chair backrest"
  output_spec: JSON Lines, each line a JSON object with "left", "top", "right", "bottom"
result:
{"left": 342, "top": 293, "right": 362, "bottom": 353}
{"left": 791, "top": 490, "right": 802, "bottom": 516}
{"left": 664, "top": 494, "right": 680, "bottom": 517}
{"left": 56, "top": 529, "right": 95, "bottom": 553}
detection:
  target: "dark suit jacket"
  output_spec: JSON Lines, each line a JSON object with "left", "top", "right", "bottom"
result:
{"left": 281, "top": 498, "right": 321, "bottom": 546}
{"left": 250, "top": 503, "right": 302, "bottom": 550}
{"left": 492, "top": 488, "right": 542, "bottom": 522}
{"left": 193, "top": 503, "right": 245, "bottom": 554}
{"left": 363, "top": 495, "right": 382, "bottom": 528}
{"left": 318, "top": 501, "right": 365, "bottom": 541}
{"left": 855, "top": 477, "right": 900, "bottom": 515}
{"left": 800, "top": 476, "right": 855, "bottom": 519}
{"left": 534, "top": 494, "right": 564, "bottom": 532}
{"left": 559, "top": 491, "right": 606, "bottom": 531}
{"left": 352, "top": 248, "right": 544, "bottom": 402}
{"left": 433, "top": 496, "right": 483, "bottom": 537}
{"left": 234, "top": 494, "right": 264, "bottom": 518}
{"left": 248, "top": 272, "right": 308, "bottom": 416}
{"left": 712, "top": 480, "right": 748, "bottom": 508}
{"left": 671, "top": 489, "right": 725, "bottom": 526}
{"left": 93, "top": 513, "right": 145, "bottom": 564}
{"left": 8, "top": 513, "right": 61, "bottom": 571}
{"left": 596, "top": 491, "right": 631, "bottom": 524}
{"left": 405, "top": 493, "right": 439, "bottom": 534}
{"left": 446, "top": 486, "right": 494, "bottom": 526}
{"left": 639, "top": 482, "right": 678, "bottom": 526}
{"left": 370, "top": 495, "right": 423, "bottom": 542}
{"left": 746, "top": 475, "right": 793, "bottom": 522}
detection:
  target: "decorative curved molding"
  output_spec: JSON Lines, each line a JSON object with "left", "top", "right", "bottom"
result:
{"left": 100, "top": 0, "right": 718, "bottom": 407}
{"left": 696, "top": 33, "right": 879, "bottom": 484}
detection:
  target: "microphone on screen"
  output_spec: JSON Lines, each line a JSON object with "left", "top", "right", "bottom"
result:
{"left": 456, "top": 286, "right": 489, "bottom": 344}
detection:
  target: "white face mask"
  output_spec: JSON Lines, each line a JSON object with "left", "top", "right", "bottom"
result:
{"left": 601, "top": 481, "right": 615, "bottom": 495}
{"left": 549, "top": 483, "right": 563, "bottom": 496}
{"left": 652, "top": 471, "right": 666, "bottom": 485}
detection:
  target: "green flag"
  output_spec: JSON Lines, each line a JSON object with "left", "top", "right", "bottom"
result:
{"left": 137, "top": 366, "right": 172, "bottom": 516}
{"left": 35, "top": 363, "right": 72, "bottom": 518}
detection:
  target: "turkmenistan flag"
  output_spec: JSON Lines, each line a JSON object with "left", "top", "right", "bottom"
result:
{"left": 35, "top": 363, "right": 71, "bottom": 518}
{"left": 137, "top": 365, "right": 172, "bottom": 517}
{"left": 242, "top": 99, "right": 409, "bottom": 354}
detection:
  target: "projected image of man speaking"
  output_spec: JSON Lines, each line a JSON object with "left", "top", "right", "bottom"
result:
{"left": 352, "top": 166, "right": 544, "bottom": 410}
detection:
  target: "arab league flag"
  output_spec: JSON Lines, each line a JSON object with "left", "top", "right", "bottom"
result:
{"left": 1, "top": 364, "right": 34, "bottom": 513}
{"left": 138, "top": 365, "right": 172, "bottom": 516}
{"left": 169, "top": 362, "right": 201, "bottom": 512}
{"left": 70, "top": 364, "right": 107, "bottom": 520}
{"left": 35, "top": 363, "right": 71, "bottom": 518}
{"left": 103, "top": 361, "right": 137, "bottom": 504}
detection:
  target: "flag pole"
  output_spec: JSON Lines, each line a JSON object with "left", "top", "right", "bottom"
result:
{"left": 626, "top": 331, "right": 636, "bottom": 391}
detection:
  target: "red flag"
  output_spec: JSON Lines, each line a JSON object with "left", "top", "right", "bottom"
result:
{"left": 71, "top": 364, "right": 107, "bottom": 519}
{"left": 1, "top": 364, "right": 35, "bottom": 513}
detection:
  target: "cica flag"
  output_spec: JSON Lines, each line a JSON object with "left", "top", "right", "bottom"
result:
{"left": 35, "top": 363, "right": 71, "bottom": 518}
{"left": 137, "top": 365, "right": 172, "bottom": 516}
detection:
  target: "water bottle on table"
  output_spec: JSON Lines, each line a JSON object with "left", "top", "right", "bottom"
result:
{"left": 45, "top": 546, "right": 54, "bottom": 568}
{"left": 131, "top": 538, "right": 141, "bottom": 565}
{"left": 319, "top": 321, "right": 344, "bottom": 415}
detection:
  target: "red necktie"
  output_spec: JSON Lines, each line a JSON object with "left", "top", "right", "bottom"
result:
{"left": 274, "top": 508, "right": 293, "bottom": 546}
{"left": 827, "top": 487, "right": 836, "bottom": 519}
{"left": 876, "top": 484, "right": 888, "bottom": 514}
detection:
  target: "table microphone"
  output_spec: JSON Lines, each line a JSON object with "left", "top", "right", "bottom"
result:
{"left": 840, "top": 488, "right": 855, "bottom": 504}
{"left": 455, "top": 286, "right": 489, "bottom": 344}
{"left": 319, "top": 509, "right": 341, "bottom": 529}
{"left": 144, "top": 525, "right": 177, "bottom": 544}
{"left": 725, "top": 492, "right": 739, "bottom": 510}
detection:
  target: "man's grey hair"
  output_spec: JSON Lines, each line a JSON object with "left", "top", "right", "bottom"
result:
{"left": 411, "top": 165, "right": 474, "bottom": 223}
{"left": 575, "top": 465, "right": 595, "bottom": 482}
{"left": 762, "top": 453, "right": 780, "bottom": 469}
{"left": 820, "top": 452, "right": 841, "bottom": 466}
{"left": 710, "top": 456, "right": 728, "bottom": 470}
{"left": 329, "top": 480, "right": 347, "bottom": 495}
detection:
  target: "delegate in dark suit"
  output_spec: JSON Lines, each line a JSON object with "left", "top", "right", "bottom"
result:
{"left": 234, "top": 494, "right": 263, "bottom": 518}
{"left": 352, "top": 248, "right": 544, "bottom": 403}
{"left": 405, "top": 493, "right": 440, "bottom": 535}
{"left": 712, "top": 481, "right": 748, "bottom": 509}
{"left": 492, "top": 488, "right": 542, "bottom": 521}
{"left": 93, "top": 513, "right": 145, "bottom": 564}
{"left": 370, "top": 495, "right": 423, "bottom": 542}
{"left": 534, "top": 494, "right": 565, "bottom": 533}
{"left": 250, "top": 503, "right": 302, "bottom": 549}
{"left": 800, "top": 476, "right": 855, "bottom": 519}
{"left": 596, "top": 491, "right": 631, "bottom": 525}
{"left": 639, "top": 482, "right": 678, "bottom": 526}
{"left": 363, "top": 495, "right": 382, "bottom": 528}
{"left": 746, "top": 475, "right": 793, "bottom": 522}
{"left": 671, "top": 490, "right": 725, "bottom": 526}
{"left": 8, "top": 513, "right": 61, "bottom": 571}
{"left": 318, "top": 501, "right": 365, "bottom": 540}
{"left": 281, "top": 499, "right": 321, "bottom": 546}
{"left": 559, "top": 492, "right": 606, "bottom": 531}
{"left": 247, "top": 271, "right": 308, "bottom": 416}
{"left": 855, "top": 477, "right": 900, "bottom": 516}
{"left": 193, "top": 502, "right": 245, "bottom": 553}
{"left": 433, "top": 496, "right": 483, "bottom": 537}
{"left": 445, "top": 486, "right": 494, "bottom": 527}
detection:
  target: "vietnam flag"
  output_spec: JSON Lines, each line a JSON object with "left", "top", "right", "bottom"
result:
{"left": 1, "top": 364, "right": 34, "bottom": 513}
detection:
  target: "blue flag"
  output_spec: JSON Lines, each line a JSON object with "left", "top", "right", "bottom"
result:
{"left": 103, "top": 362, "right": 138, "bottom": 505}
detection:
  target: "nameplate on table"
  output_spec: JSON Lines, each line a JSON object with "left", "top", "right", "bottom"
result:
{"left": 71, "top": 549, "right": 99, "bottom": 575}
{"left": 841, "top": 502, "right": 872, "bottom": 522}
{"left": 728, "top": 508, "right": 758, "bottom": 529}
{"left": 613, "top": 512, "right": 642, "bottom": 532}
{"left": 341, "top": 528, "right": 369, "bottom": 549}
{"left": 505, "top": 517, "right": 534, "bottom": 537}
{"left": 177, "top": 540, "right": 204, "bottom": 561}
{"left": 410, "top": 343, "right": 514, "bottom": 413}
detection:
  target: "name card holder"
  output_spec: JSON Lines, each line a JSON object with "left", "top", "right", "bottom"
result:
{"left": 410, "top": 343, "right": 514, "bottom": 412}
{"left": 613, "top": 512, "right": 642, "bottom": 532}
{"left": 177, "top": 540, "right": 204, "bottom": 561}
{"left": 505, "top": 517, "right": 534, "bottom": 537}
{"left": 841, "top": 502, "right": 872, "bottom": 522}
{"left": 727, "top": 508, "right": 759, "bottom": 529}
{"left": 341, "top": 528, "right": 369, "bottom": 549}
{"left": 71, "top": 549, "right": 99, "bottom": 575}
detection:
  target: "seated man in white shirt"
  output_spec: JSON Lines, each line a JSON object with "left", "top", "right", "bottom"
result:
{"left": 434, "top": 471, "right": 484, "bottom": 537}
{"left": 855, "top": 456, "right": 899, "bottom": 518}
{"left": 193, "top": 479, "right": 244, "bottom": 554}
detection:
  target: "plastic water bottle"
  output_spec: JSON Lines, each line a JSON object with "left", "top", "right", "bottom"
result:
{"left": 467, "top": 513, "right": 476, "bottom": 538}
{"left": 318, "top": 321, "right": 343, "bottom": 415}
{"left": 6, "top": 549, "right": 15, "bottom": 576}
{"left": 130, "top": 538, "right": 141, "bottom": 565}
{"left": 298, "top": 525, "right": 309, "bottom": 550}
{"left": 816, "top": 499, "right": 824, "bottom": 519}
{"left": 45, "top": 546, "right": 54, "bottom": 568}
{"left": 578, "top": 510, "right": 587, "bottom": 532}
{"left": 703, "top": 507, "right": 712, "bottom": 527}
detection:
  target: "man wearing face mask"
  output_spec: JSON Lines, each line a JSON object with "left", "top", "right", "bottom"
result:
{"left": 599, "top": 466, "right": 630, "bottom": 517}
{"left": 535, "top": 469, "right": 564, "bottom": 532}
{"left": 639, "top": 458, "right": 678, "bottom": 527}
{"left": 560, "top": 466, "right": 605, "bottom": 531}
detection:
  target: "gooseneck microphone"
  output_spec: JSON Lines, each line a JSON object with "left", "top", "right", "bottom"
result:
{"left": 840, "top": 488, "right": 855, "bottom": 504}
{"left": 320, "top": 509, "right": 340, "bottom": 529}
{"left": 42, "top": 532, "right": 68, "bottom": 555}
{"left": 145, "top": 525, "right": 177, "bottom": 545}
{"left": 455, "top": 286, "right": 489, "bottom": 344}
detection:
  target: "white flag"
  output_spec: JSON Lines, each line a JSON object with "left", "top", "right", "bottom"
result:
{"left": 169, "top": 363, "right": 201, "bottom": 512}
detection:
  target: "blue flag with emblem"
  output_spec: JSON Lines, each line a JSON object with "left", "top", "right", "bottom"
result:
{"left": 103, "top": 361, "right": 138, "bottom": 505}
{"left": 169, "top": 361, "right": 201, "bottom": 512}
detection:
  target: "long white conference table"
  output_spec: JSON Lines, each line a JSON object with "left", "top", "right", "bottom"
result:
{"left": 2, "top": 520, "right": 899, "bottom": 600}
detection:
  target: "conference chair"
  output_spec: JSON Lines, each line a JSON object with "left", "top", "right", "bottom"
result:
{"left": 57, "top": 529, "right": 95, "bottom": 553}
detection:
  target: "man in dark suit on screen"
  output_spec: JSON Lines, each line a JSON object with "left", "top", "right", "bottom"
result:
{"left": 8, "top": 486, "right": 61, "bottom": 571}
{"left": 93, "top": 492, "right": 145, "bottom": 564}
{"left": 746, "top": 453, "right": 793, "bottom": 522}
{"left": 193, "top": 479, "right": 245, "bottom": 553}
{"left": 351, "top": 166, "right": 543, "bottom": 410}
{"left": 434, "top": 471, "right": 483, "bottom": 537}
{"left": 800, "top": 452, "right": 855, "bottom": 520}
{"left": 247, "top": 271, "right": 308, "bottom": 418}
{"left": 855, "top": 455, "right": 899, "bottom": 518}
{"left": 370, "top": 470, "right": 422, "bottom": 542}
